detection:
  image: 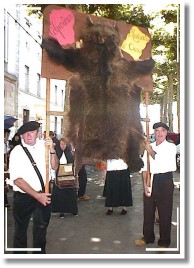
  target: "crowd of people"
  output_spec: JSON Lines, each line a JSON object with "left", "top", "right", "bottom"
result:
{"left": 4, "top": 120, "right": 179, "bottom": 253}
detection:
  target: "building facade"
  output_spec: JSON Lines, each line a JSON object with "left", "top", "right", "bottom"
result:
{"left": 4, "top": 6, "right": 66, "bottom": 139}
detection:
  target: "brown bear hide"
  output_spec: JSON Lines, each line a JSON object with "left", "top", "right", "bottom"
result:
{"left": 42, "top": 20, "right": 155, "bottom": 172}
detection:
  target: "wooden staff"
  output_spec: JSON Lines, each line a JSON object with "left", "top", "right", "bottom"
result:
{"left": 45, "top": 78, "right": 50, "bottom": 193}
{"left": 145, "top": 90, "right": 151, "bottom": 187}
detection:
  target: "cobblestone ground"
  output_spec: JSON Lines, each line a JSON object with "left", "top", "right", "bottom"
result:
{"left": 4, "top": 166, "right": 182, "bottom": 258}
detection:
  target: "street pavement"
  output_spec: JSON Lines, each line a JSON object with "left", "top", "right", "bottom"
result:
{"left": 4, "top": 166, "right": 181, "bottom": 258}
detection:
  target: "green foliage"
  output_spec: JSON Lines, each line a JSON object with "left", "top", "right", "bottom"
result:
{"left": 161, "top": 5, "right": 179, "bottom": 24}
{"left": 27, "top": 3, "right": 179, "bottom": 107}
{"left": 85, "top": 4, "right": 152, "bottom": 28}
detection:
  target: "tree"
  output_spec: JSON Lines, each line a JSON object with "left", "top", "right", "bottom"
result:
{"left": 150, "top": 4, "right": 180, "bottom": 131}
{"left": 27, "top": 3, "right": 180, "bottom": 131}
{"left": 27, "top": 4, "right": 153, "bottom": 28}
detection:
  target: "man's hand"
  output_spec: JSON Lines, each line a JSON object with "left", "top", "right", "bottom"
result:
{"left": 144, "top": 184, "right": 151, "bottom": 197}
{"left": 142, "top": 171, "right": 151, "bottom": 197}
{"left": 145, "top": 141, "right": 156, "bottom": 159}
{"left": 45, "top": 137, "right": 55, "bottom": 152}
{"left": 36, "top": 192, "right": 52, "bottom": 206}
{"left": 14, "top": 178, "right": 52, "bottom": 205}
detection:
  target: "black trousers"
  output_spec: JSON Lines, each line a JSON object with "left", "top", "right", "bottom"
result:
{"left": 4, "top": 191, "right": 9, "bottom": 205}
{"left": 77, "top": 165, "right": 87, "bottom": 197}
{"left": 13, "top": 192, "right": 51, "bottom": 254}
{"left": 143, "top": 173, "right": 174, "bottom": 247}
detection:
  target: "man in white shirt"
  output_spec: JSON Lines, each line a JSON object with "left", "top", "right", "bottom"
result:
{"left": 135, "top": 122, "right": 177, "bottom": 248}
{"left": 9, "top": 121, "right": 58, "bottom": 254}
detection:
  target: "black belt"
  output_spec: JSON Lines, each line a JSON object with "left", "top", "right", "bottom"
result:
{"left": 14, "top": 190, "right": 42, "bottom": 197}
{"left": 154, "top": 171, "right": 173, "bottom": 177}
{"left": 153, "top": 172, "right": 173, "bottom": 185}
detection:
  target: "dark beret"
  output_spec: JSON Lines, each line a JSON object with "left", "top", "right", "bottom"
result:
{"left": 17, "top": 121, "right": 40, "bottom": 135}
{"left": 153, "top": 122, "right": 169, "bottom": 131}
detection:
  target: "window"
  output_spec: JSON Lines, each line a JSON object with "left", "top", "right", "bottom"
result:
{"left": 25, "top": 65, "right": 29, "bottom": 92}
{"left": 55, "top": 117, "right": 57, "bottom": 133}
{"left": 55, "top": 85, "right": 57, "bottom": 105}
{"left": 61, "top": 118, "right": 63, "bottom": 135}
{"left": 37, "top": 73, "right": 41, "bottom": 97}
{"left": 23, "top": 109, "right": 29, "bottom": 124}
{"left": 4, "top": 10, "right": 8, "bottom": 63}
{"left": 61, "top": 89, "right": 64, "bottom": 107}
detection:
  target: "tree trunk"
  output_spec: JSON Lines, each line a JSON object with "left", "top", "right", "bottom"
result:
{"left": 167, "top": 73, "right": 173, "bottom": 132}
{"left": 160, "top": 97, "right": 164, "bottom": 121}
{"left": 161, "top": 90, "right": 168, "bottom": 123}
{"left": 176, "top": 62, "right": 180, "bottom": 132}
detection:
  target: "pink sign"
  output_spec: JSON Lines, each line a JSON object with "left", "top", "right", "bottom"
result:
{"left": 49, "top": 9, "right": 75, "bottom": 46}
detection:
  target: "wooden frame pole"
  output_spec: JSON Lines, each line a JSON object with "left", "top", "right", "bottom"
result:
{"left": 145, "top": 91, "right": 151, "bottom": 187}
{"left": 45, "top": 78, "right": 50, "bottom": 193}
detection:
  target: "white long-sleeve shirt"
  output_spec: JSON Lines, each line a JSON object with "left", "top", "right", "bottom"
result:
{"left": 9, "top": 139, "right": 51, "bottom": 193}
{"left": 141, "top": 140, "right": 177, "bottom": 174}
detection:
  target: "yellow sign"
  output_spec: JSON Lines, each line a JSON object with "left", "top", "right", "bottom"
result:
{"left": 121, "top": 26, "right": 150, "bottom": 60}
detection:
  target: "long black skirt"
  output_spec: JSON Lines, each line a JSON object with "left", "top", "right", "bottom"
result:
{"left": 103, "top": 169, "right": 133, "bottom": 207}
{"left": 51, "top": 183, "right": 78, "bottom": 214}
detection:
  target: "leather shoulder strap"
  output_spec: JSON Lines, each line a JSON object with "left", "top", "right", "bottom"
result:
{"left": 20, "top": 144, "right": 45, "bottom": 192}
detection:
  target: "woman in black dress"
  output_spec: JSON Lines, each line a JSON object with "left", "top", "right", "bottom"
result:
{"left": 103, "top": 158, "right": 133, "bottom": 215}
{"left": 51, "top": 138, "right": 78, "bottom": 217}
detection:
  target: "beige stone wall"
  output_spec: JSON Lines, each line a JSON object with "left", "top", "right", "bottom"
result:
{"left": 4, "top": 72, "right": 18, "bottom": 122}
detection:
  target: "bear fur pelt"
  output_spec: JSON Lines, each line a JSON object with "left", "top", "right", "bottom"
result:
{"left": 42, "top": 19, "right": 155, "bottom": 173}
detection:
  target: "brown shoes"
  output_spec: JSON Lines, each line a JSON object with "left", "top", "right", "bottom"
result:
{"left": 135, "top": 238, "right": 146, "bottom": 247}
{"left": 120, "top": 209, "right": 127, "bottom": 215}
{"left": 106, "top": 209, "right": 113, "bottom": 215}
{"left": 78, "top": 195, "right": 90, "bottom": 201}
{"left": 135, "top": 238, "right": 155, "bottom": 247}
